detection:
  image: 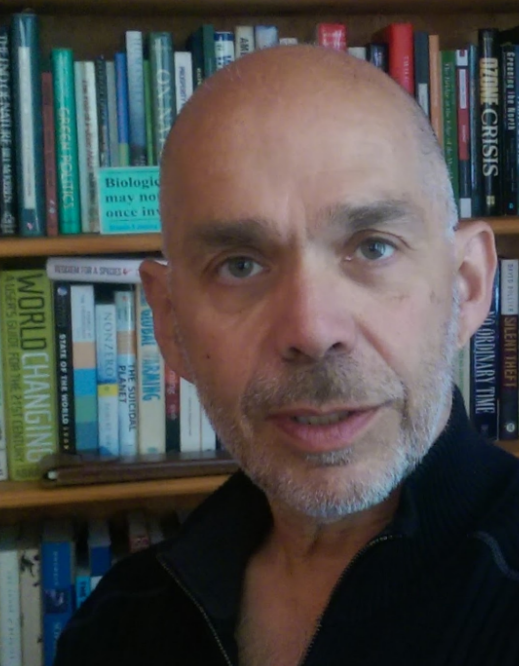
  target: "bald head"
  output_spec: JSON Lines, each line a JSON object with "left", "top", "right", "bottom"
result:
{"left": 160, "top": 45, "right": 456, "bottom": 251}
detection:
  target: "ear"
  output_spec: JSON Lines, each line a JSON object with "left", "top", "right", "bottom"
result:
{"left": 139, "top": 259, "right": 194, "bottom": 381}
{"left": 454, "top": 221, "right": 497, "bottom": 349}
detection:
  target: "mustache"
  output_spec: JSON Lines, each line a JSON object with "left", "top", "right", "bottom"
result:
{"left": 241, "top": 356, "right": 404, "bottom": 417}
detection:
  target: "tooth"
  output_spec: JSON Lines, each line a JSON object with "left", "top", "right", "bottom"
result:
{"left": 294, "top": 411, "right": 350, "bottom": 425}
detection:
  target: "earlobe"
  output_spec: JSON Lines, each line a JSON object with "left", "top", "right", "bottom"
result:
{"left": 139, "top": 259, "right": 194, "bottom": 381}
{"left": 454, "top": 221, "right": 497, "bottom": 349}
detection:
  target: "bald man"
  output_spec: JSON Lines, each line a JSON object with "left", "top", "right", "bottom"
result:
{"left": 55, "top": 46, "right": 519, "bottom": 666}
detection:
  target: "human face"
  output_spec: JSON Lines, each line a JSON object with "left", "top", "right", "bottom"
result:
{"left": 163, "top": 97, "right": 459, "bottom": 522}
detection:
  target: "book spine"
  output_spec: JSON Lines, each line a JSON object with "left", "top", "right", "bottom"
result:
{"left": 46, "top": 256, "right": 147, "bottom": 283}
{"left": 165, "top": 365, "right": 181, "bottom": 452}
{"left": 88, "top": 518, "right": 111, "bottom": 590}
{"left": 385, "top": 23, "right": 414, "bottom": 95}
{"left": 0, "top": 528, "right": 22, "bottom": 666}
{"left": 0, "top": 308, "right": 7, "bottom": 479}
{"left": 279, "top": 38, "right": 299, "bottom": 46}
{"left": 366, "top": 43, "right": 388, "bottom": 72}
{"left": 200, "top": 404, "right": 216, "bottom": 451}
{"left": 501, "top": 45, "right": 517, "bottom": 215}
{"left": 116, "top": 289, "right": 138, "bottom": 456}
{"left": 180, "top": 378, "right": 202, "bottom": 452}
{"left": 0, "top": 27, "right": 17, "bottom": 236}
{"left": 0, "top": 271, "right": 58, "bottom": 480}
{"left": 41, "top": 71, "right": 58, "bottom": 237}
{"left": 455, "top": 344, "right": 471, "bottom": 414}
{"left": 174, "top": 52, "right": 194, "bottom": 114}
{"left": 143, "top": 59, "right": 155, "bottom": 165}
{"left": 478, "top": 28, "right": 501, "bottom": 216}
{"left": 149, "top": 32, "right": 176, "bottom": 161}
{"left": 316, "top": 24, "right": 347, "bottom": 50}
{"left": 413, "top": 30, "right": 430, "bottom": 118}
{"left": 456, "top": 49, "right": 472, "bottom": 219}
{"left": 136, "top": 284, "right": 165, "bottom": 454}
{"left": 235, "top": 26, "right": 255, "bottom": 57}
{"left": 95, "top": 301, "right": 119, "bottom": 456}
{"left": 515, "top": 45, "right": 519, "bottom": 215}
{"left": 52, "top": 48, "right": 82, "bottom": 234}
{"left": 11, "top": 13, "right": 45, "bottom": 236}
{"left": 468, "top": 43, "right": 482, "bottom": 217}
{"left": 125, "top": 31, "right": 147, "bottom": 166}
{"left": 201, "top": 24, "right": 216, "bottom": 78}
{"left": 95, "top": 55, "right": 110, "bottom": 168}
{"left": 254, "top": 25, "right": 279, "bottom": 50}
{"left": 441, "top": 50, "right": 460, "bottom": 210}
{"left": 214, "top": 31, "right": 235, "bottom": 70}
{"left": 114, "top": 52, "right": 130, "bottom": 166}
{"left": 18, "top": 527, "right": 43, "bottom": 666}
{"left": 127, "top": 510, "right": 150, "bottom": 553}
{"left": 53, "top": 282, "right": 76, "bottom": 454}
{"left": 429, "top": 34, "right": 443, "bottom": 147}
{"left": 499, "top": 258, "right": 519, "bottom": 440}
{"left": 105, "top": 60, "right": 119, "bottom": 167}
{"left": 77, "top": 61, "right": 100, "bottom": 233}
{"left": 75, "top": 568, "right": 91, "bottom": 608}
{"left": 71, "top": 284, "right": 98, "bottom": 452}
{"left": 470, "top": 266, "right": 500, "bottom": 441}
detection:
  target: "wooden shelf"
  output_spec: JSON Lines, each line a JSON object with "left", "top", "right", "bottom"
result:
{"left": 0, "top": 233, "right": 163, "bottom": 258}
{"left": 0, "top": 475, "right": 229, "bottom": 511}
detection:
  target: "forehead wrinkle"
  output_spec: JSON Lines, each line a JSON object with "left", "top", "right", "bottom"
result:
{"left": 321, "top": 199, "right": 425, "bottom": 236}
{"left": 181, "top": 216, "right": 284, "bottom": 253}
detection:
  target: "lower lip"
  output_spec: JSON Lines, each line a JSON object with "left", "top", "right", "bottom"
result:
{"left": 269, "top": 408, "right": 380, "bottom": 454}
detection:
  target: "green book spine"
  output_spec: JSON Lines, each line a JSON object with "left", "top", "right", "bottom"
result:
{"left": 149, "top": 32, "right": 176, "bottom": 161}
{"left": 201, "top": 24, "right": 216, "bottom": 79}
{"left": 143, "top": 60, "right": 155, "bottom": 165}
{"left": 441, "top": 50, "right": 459, "bottom": 207}
{"left": 51, "top": 48, "right": 81, "bottom": 234}
{"left": 0, "top": 270, "right": 58, "bottom": 480}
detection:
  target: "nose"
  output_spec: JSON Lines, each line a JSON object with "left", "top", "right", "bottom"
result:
{"left": 271, "top": 257, "right": 359, "bottom": 364}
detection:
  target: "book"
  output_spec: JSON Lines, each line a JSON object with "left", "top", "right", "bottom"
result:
{"left": 499, "top": 258, "right": 518, "bottom": 440}
{"left": 316, "top": 24, "right": 347, "bottom": 50}
{"left": 53, "top": 282, "right": 76, "bottom": 454}
{"left": 11, "top": 13, "right": 46, "bottom": 236}
{"left": 52, "top": 48, "right": 82, "bottom": 234}
{"left": 41, "top": 519, "right": 75, "bottom": 666}
{"left": 255, "top": 25, "right": 279, "bottom": 49}
{"left": 375, "top": 23, "right": 414, "bottom": 95}
{"left": 414, "top": 31, "right": 430, "bottom": 117}
{"left": 95, "top": 55, "right": 111, "bottom": 168}
{"left": 441, "top": 50, "right": 460, "bottom": 210}
{"left": 74, "top": 60, "right": 100, "bottom": 233}
{"left": 180, "top": 378, "right": 202, "bottom": 453}
{"left": 18, "top": 523, "right": 43, "bottom": 666}
{"left": 165, "top": 365, "right": 181, "bottom": 451}
{"left": 39, "top": 448, "right": 238, "bottom": 486}
{"left": 235, "top": 26, "right": 255, "bottom": 57}
{"left": 143, "top": 59, "right": 155, "bottom": 165}
{"left": 115, "top": 51, "right": 130, "bottom": 167}
{"left": 174, "top": 52, "right": 194, "bottom": 113}
{"left": 41, "top": 70, "right": 59, "bottom": 237}
{"left": 71, "top": 284, "right": 98, "bottom": 452}
{"left": 348, "top": 46, "right": 366, "bottom": 60}
{"left": 88, "top": 518, "right": 112, "bottom": 590}
{"left": 126, "top": 31, "right": 147, "bottom": 166}
{"left": 428, "top": 34, "right": 443, "bottom": 146}
{"left": 0, "top": 270, "right": 58, "bottom": 480}
{"left": 46, "top": 256, "right": 165, "bottom": 283}
{"left": 136, "top": 284, "right": 165, "bottom": 454}
{"left": 500, "top": 44, "right": 517, "bottom": 215}
{"left": 366, "top": 43, "right": 388, "bottom": 71}
{"left": 0, "top": 26, "right": 17, "bottom": 236}
{"left": 116, "top": 288, "right": 138, "bottom": 456}
{"left": 0, "top": 526, "right": 22, "bottom": 666}
{"left": 106, "top": 59, "right": 119, "bottom": 167}
{"left": 470, "top": 266, "right": 500, "bottom": 441}
{"left": 188, "top": 24, "right": 216, "bottom": 87}
{"left": 456, "top": 48, "right": 472, "bottom": 219}
{"left": 215, "top": 31, "right": 235, "bottom": 70}
{"left": 149, "top": 32, "right": 176, "bottom": 161}
{"left": 478, "top": 28, "right": 501, "bottom": 216}
{"left": 468, "top": 43, "right": 482, "bottom": 217}
{"left": 455, "top": 344, "right": 471, "bottom": 413}
{"left": 95, "top": 294, "right": 119, "bottom": 456}
{"left": 0, "top": 307, "right": 8, "bottom": 480}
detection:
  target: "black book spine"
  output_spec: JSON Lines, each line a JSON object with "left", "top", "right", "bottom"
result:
{"left": 469, "top": 44, "right": 483, "bottom": 217}
{"left": 414, "top": 31, "right": 430, "bottom": 118}
{"left": 0, "top": 26, "right": 17, "bottom": 236}
{"left": 478, "top": 28, "right": 502, "bottom": 216}
{"left": 53, "top": 282, "right": 76, "bottom": 454}
{"left": 366, "top": 43, "right": 388, "bottom": 73}
{"left": 501, "top": 45, "right": 516, "bottom": 215}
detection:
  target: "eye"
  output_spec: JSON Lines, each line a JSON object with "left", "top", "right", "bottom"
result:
{"left": 354, "top": 238, "right": 396, "bottom": 261}
{"left": 217, "top": 257, "right": 264, "bottom": 282}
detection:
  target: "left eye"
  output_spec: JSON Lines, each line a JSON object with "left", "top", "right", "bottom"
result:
{"left": 355, "top": 239, "right": 396, "bottom": 261}
{"left": 218, "top": 257, "right": 264, "bottom": 281}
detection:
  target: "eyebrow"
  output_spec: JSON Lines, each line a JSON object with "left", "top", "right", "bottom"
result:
{"left": 183, "top": 217, "right": 281, "bottom": 253}
{"left": 324, "top": 200, "right": 424, "bottom": 236}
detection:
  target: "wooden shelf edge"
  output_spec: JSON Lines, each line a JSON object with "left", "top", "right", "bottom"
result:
{"left": 0, "top": 233, "right": 163, "bottom": 258}
{"left": 0, "top": 475, "right": 229, "bottom": 510}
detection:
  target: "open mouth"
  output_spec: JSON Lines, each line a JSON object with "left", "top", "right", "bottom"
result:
{"left": 291, "top": 410, "right": 351, "bottom": 426}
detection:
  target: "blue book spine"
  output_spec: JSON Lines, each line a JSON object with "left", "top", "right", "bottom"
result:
{"left": 75, "top": 571, "right": 91, "bottom": 609}
{"left": 214, "top": 31, "right": 235, "bottom": 70}
{"left": 41, "top": 523, "right": 74, "bottom": 666}
{"left": 114, "top": 52, "right": 130, "bottom": 166}
{"left": 11, "top": 13, "right": 45, "bottom": 236}
{"left": 470, "top": 265, "right": 500, "bottom": 440}
{"left": 53, "top": 282, "right": 76, "bottom": 454}
{"left": 95, "top": 300, "right": 119, "bottom": 456}
{"left": 125, "top": 31, "right": 146, "bottom": 166}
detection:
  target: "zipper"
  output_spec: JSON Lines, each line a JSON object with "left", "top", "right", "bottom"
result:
{"left": 298, "top": 532, "right": 402, "bottom": 666}
{"left": 158, "top": 555, "right": 235, "bottom": 666}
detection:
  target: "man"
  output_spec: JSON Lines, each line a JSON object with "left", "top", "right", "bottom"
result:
{"left": 55, "top": 46, "right": 519, "bottom": 666}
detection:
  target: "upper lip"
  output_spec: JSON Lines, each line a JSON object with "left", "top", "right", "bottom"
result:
{"left": 269, "top": 405, "right": 378, "bottom": 418}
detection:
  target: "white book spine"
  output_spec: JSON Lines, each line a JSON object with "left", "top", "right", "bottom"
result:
{"left": 235, "top": 26, "right": 255, "bottom": 57}
{"left": 455, "top": 345, "right": 471, "bottom": 414}
{"left": 116, "top": 290, "right": 138, "bottom": 455}
{"left": 96, "top": 302, "right": 119, "bottom": 455}
{"left": 81, "top": 61, "right": 100, "bottom": 232}
{"left": 200, "top": 402, "right": 216, "bottom": 451}
{"left": 214, "top": 32, "right": 235, "bottom": 70}
{"left": 0, "top": 527, "right": 22, "bottom": 666}
{"left": 180, "top": 378, "right": 201, "bottom": 452}
{"left": 105, "top": 60, "right": 119, "bottom": 167}
{"left": 136, "top": 285, "right": 165, "bottom": 454}
{"left": 18, "top": 527, "right": 42, "bottom": 666}
{"left": 46, "top": 256, "right": 153, "bottom": 283}
{"left": 254, "top": 25, "right": 279, "bottom": 49}
{"left": 279, "top": 37, "right": 298, "bottom": 45}
{"left": 174, "top": 52, "right": 194, "bottom": 114}
{"left": 348, "top": 46, "right": 367, "bottom": 60}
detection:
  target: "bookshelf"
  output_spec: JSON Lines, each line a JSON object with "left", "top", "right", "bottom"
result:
{"left": 0, "top": 0, "right": 517, "bottom": 519}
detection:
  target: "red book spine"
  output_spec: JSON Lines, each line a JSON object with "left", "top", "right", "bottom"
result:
{"left": 41, "top": 71, "right": 58, "bottom": 237}
{"left": 316, "top": 23, "right": 347, "bottom": 51}
{"left": 383, "top": 23, "right": 414, "bottom": 95}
